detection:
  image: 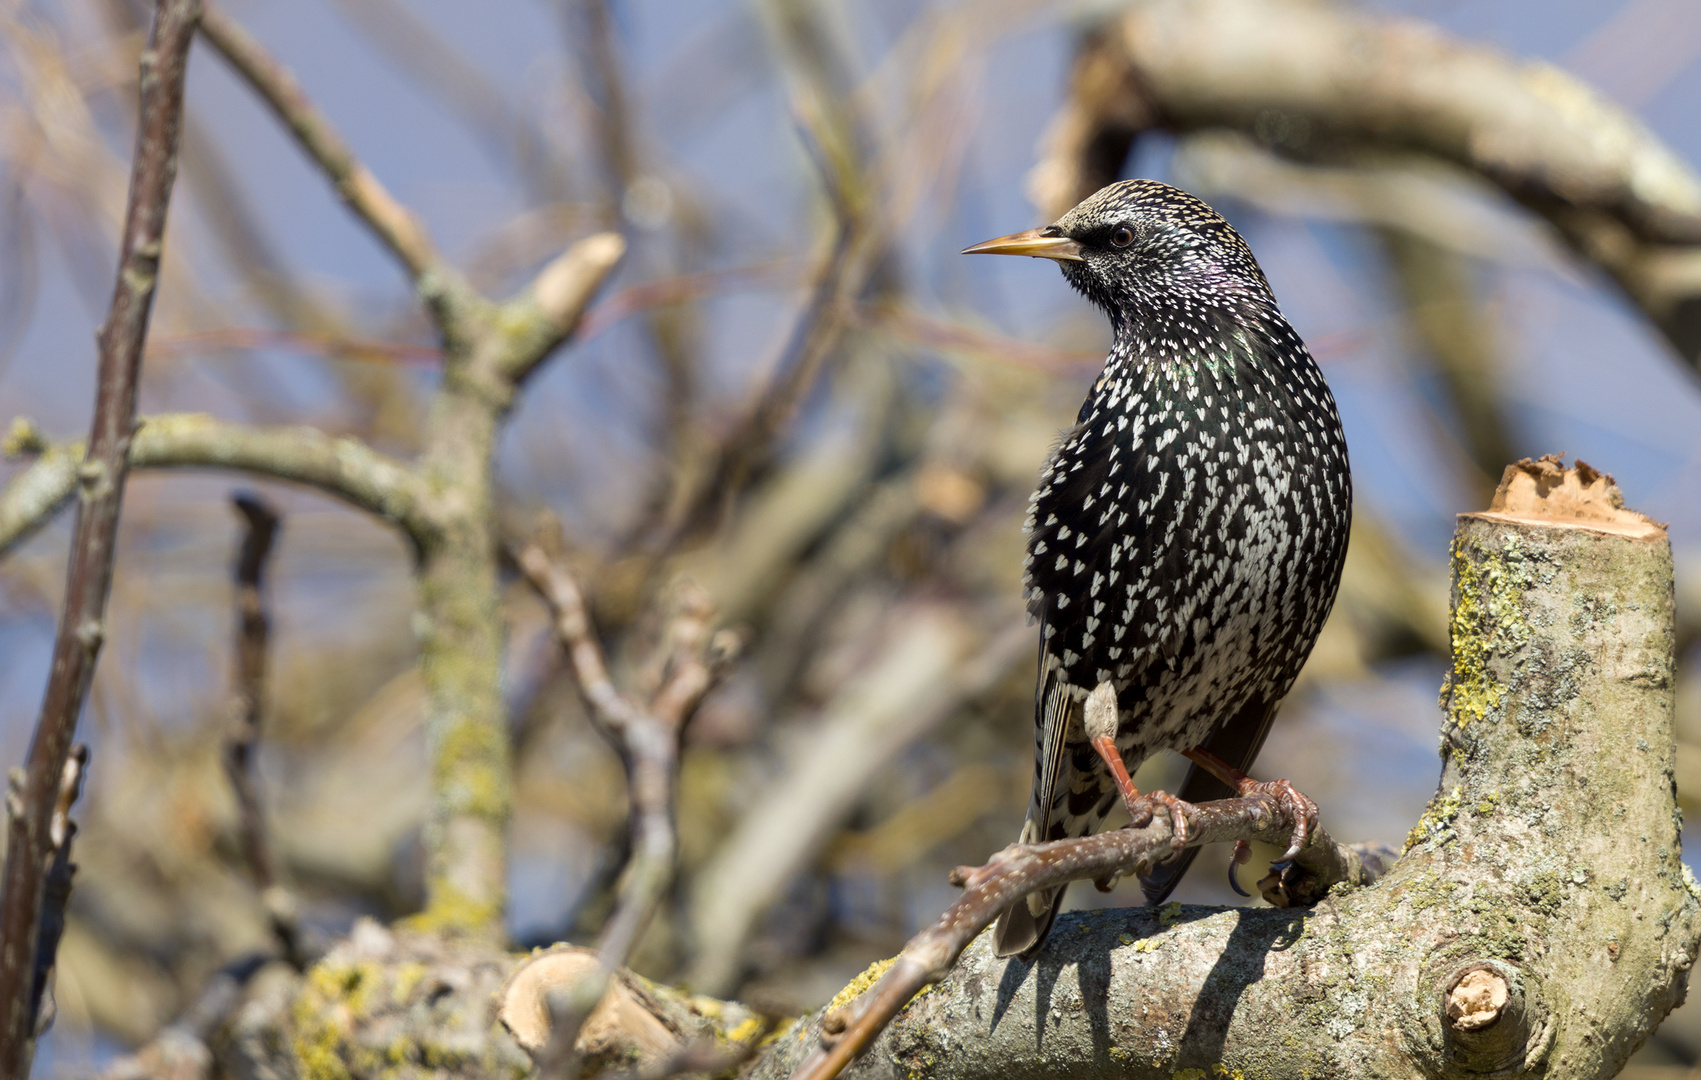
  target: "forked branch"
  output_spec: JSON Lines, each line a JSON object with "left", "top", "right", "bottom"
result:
{"left": 515, "top": 532, "right": 738, "bottom": 1074}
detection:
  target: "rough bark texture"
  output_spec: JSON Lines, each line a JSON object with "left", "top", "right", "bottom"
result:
{"left": 745, "top": 496, "right": 1698, "bottom": 1080}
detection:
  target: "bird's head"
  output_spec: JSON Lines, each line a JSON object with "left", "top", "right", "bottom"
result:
{"left": 964, "top": 179, "right": 1272, "bottom": 324}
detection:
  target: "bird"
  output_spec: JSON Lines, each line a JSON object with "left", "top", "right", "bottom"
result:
{"left": 963, "top": 179, "right": 1352, "bottom": 959}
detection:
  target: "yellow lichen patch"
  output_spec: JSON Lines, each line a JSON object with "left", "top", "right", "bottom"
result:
{"left": 826, "top": 956, "right": 899, "bottom": 1014}
{"left": 757, "top": 1016, "right": 796, "bottom": 1049}
{"left": 1172, "top": 1065, "right": 1246, "bottom": 1080}
{"left": 1404, "top": 785, "right": 1464, "bottom": 853}
{"left": 390, "top": 961, "right": 428, "bottom": 1007}
{"left": 402, "top": 881, "right": 504, "bottom": 937}
{"left": 1445, "top": 533, "right": 1534, "bottom": 731}
{"left": 724, "top": 1016, "right": 765, "bottom": 1044}
{"left": 291, "top": 959, "right": 376, "bottom": 1080}
{"left": 1158, "top": 901, "right": 1185, "bottom": 927}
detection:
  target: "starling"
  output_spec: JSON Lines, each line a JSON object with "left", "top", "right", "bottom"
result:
{"left": 964, "top": 180, "right": 1352, "bottom": 959}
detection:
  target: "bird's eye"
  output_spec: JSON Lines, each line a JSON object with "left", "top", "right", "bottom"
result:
{"left": 1109, "top": 226, "right": 1136, "bottom": 248}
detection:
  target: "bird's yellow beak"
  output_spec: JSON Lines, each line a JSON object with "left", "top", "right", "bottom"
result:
{"left": 962, "top": 228, "right": 1084, "bottom": 263}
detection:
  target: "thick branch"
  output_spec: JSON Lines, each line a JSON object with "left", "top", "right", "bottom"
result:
{"left": 1035, "top": 0, "right": 1701, "bottom": 366}
{"left": 0, "top": 413, "right": 429, "bottom": 555}
{"left": 744, "top": 463, "right": 1698, "bottom": 1080}
{"left": 198, "top": 3, "right": 442, "bottom": 284}
{"left": 785, "top": 789, "right": 1377, "bottom": 1080}
{"left": 0, "top": 1, "right": 198, "bottom": 1073}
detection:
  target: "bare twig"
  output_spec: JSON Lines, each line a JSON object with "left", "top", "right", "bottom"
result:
{"left": 654, "top": 0, "right": 882, "bottom": 547}
{"left": 327, "top": 0, "right": 571, "bottom": 204}
{"left": 0, "top": 0, "right": 199, "bottom": 1071}
{"left": 785, "top": 790, "right": 1380, "bottom": 1080}
{"left": 663, "top": 209, "right": 859, "bottom": 545}
{"left": 223, "top": 493, "right": 305, "bottom": 968}
{"left": 148, "top": 327, "right": 442, "bottom": 366}
{"left": 516, "top": 535, "right": 737, "bottom": 1074}
{"left": 577, "top": 260, "right": 801, "bottom": 342}
{"left": 197, "top": 2, "right": 442, "bottom": 284}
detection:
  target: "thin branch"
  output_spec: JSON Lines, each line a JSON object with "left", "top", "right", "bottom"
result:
{"left": 515, "top": 535, "right": 737, "bottom": 1076}
{"left": 327, "top": 0, "right": 572, "bottom": 204}
{"left": 224, "top": 493, "right": 304, "bottom": 968}
{"left": 663, "top": 210, "right": 858, "bottom": 544}
{"left": 97, "top": 953, "right": 270, "bottom": 1080}
{"left": 0, "top": 0, "right": 199, "bottom": 1072}
{"left": 786, "top": 792, "right": 1382, "bottom": 1080}
{"left": 197, "top": 2, "right": 442, "bottom": 284}
{"left": 148, "top": 327, "right": 442, "bottom": 366}
{"left": 1, "top": 413, "right": 429, "bottom": 556}
{"left": 576, "top": 259, "right": 801, "bottom": 342}
{"left": 686, "top": 611, "right": 1030, "bottom": 996}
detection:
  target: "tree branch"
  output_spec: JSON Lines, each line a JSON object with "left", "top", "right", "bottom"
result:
{"left": 0, "top": 1, "right": 199, "bottom": 1073}
{"left": 742, "top": 460, "right": 1697, "bottom": 1080}
{"left": 686, "top": 609, "right": 1031, "bottom": 995}
{"left": 198, "top": 2, "right": 442, "bottom": 285}
{"left": 504, "top": 231, "right": 629, "bottom": 384}
{"left": 784, "top": 788, "right": 1379, "bottom": 1080}
{"left": 223, "top": 493, "right": 305, "bottom": 968}
{"left": 1032, "top": 0, "right": 1701, "bottom": 367}
{"left": 515, "top": 534, "right": 738, "bottom": 1072}
{"left": 1, "top": 413, "right": 430, "bottom": 556}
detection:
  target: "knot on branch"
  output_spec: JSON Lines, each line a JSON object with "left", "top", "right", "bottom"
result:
{"left": 1433, "top": 959, "right": 1548, "bottom": 1076}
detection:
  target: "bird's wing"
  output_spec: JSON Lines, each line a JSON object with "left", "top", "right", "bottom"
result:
{"left": 1028, "top": 637, "right": 1081, "bottom": 841}
{"left": 1022, "top": 405, "right": 1193, "bottom": 698}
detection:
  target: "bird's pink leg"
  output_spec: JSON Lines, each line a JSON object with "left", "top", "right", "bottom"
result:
{"left": 1088, "top": 735, "right": 1190, "bottom": 849}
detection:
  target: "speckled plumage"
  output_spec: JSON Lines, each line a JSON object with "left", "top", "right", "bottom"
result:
{"left": 987, "top": 180, "right": 1352, "bottom": 958}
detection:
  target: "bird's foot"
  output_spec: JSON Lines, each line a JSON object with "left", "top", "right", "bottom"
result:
{"left": 1181, "top": 747, "right": 1319, "bottom": 861}
{"left": 1239, "top": 777, "right": 1319, "bottom": 861}
{"left": 1135, "top": 789, "right": 1195, "bottom": 859}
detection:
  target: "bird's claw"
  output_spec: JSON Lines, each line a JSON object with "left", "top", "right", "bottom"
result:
{"left": 1239, "top": 777, "right": 1318, "bottom": 861}
{"left": 1227, "top": 840, "right": 1253, "bottom": 897}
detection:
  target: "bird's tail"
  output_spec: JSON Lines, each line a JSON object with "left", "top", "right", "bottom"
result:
{"left": 993, "top": 814, "right": 1062, "bottom": 959}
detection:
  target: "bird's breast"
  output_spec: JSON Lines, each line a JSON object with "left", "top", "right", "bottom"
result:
{"left": 1023, "top": 341, "right": 1350, "bottom": 725}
